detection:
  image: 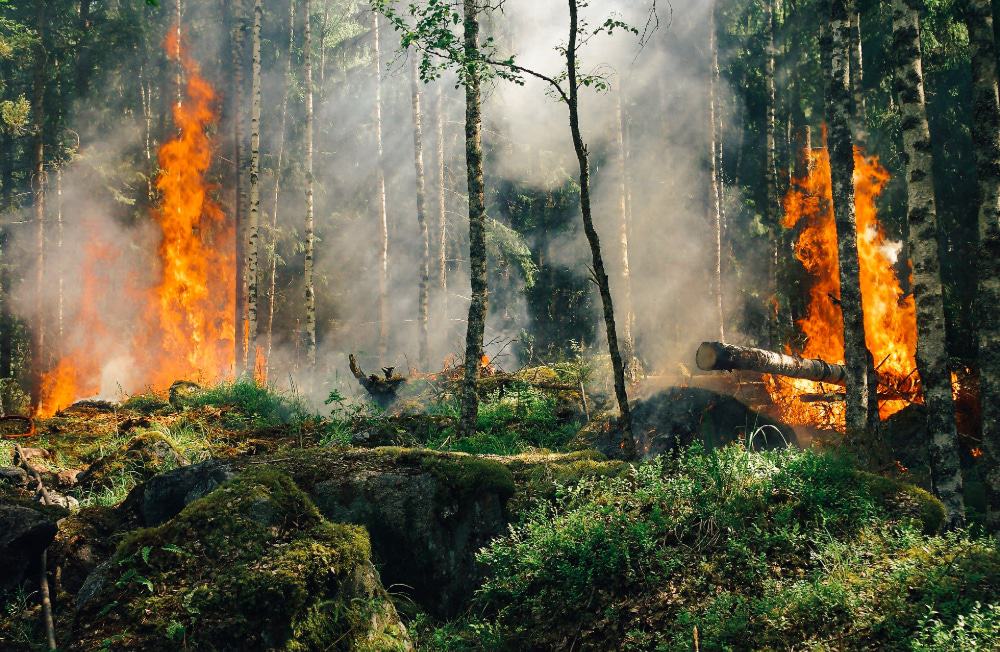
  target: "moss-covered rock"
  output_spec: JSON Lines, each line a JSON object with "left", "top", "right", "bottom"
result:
{"left": 72, "top": 468, "right": 410, "bottom": 651}
{"left": 857, "top": 471, "right": 947, "bottom": 534}
{"left": 77, "top": 432, "right": 188, "bottom": 492}
{"left": 48, "top": 506, "right": 124, "bottom": 596}
{"left": 254, "top": 447, "right": 512, "bottom": 618}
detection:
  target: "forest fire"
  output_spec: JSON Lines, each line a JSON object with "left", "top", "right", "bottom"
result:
{"left": 765, "top": 141, "right": 920, "bottom": 429}
{"left": 36, "top": 31, "right": 233, "bottom": 416}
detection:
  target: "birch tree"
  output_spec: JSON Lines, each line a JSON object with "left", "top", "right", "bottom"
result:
{"left": 891, "top": 0, "right": 965, "bottom": 525}
{"left": 245, "top": 0, "right": 263, "bottom": 371}
{"left": 709, "top": 0, "right": 725, "bottom": 343}
{"left": 410, "top": 54, "right": 430, "bottom": 370}
{"left": 963, "top": 0, "right": 1000, "bottom": 531}
{"left": 826, "top": 0, "right": 883, "bottom": 460}
{"left": 372, "top": 10, "right": 389, "bottom": 363}
{"left": 304, "top": 0, "right": 317, "bottom": 367}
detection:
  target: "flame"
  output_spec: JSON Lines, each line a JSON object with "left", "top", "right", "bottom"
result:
{"left": 36, "top": 29, "right": 234, "bottom": 416}
{"left": 766, "top": 135, "right": 920, "bottom": 428}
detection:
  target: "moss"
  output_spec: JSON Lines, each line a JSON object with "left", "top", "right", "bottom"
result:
{"left": 499, "top": 450, "right": 628, "bottom": 518}
{"left": 78, "top": 431, "right": 187, "bottom": 493}
{"left": 121, "top": 392, "right": 172, "bottom": 415}
{"left": 857, "top": 471, "right": 947, "bottom": 534}
{"left": 77, "top": 468, "right": 409, "bottom": 651}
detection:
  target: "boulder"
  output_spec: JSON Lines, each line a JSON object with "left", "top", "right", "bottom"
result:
{"left": 49, "top": 506, "right": 123, "bottom": 595}
{"left": 73, "top": 468, "right": 411, "bottom": 651}
{"left": 257, "top": 448, "right": 514, "bottom": 618}
{"left": 0, "top": 502, "right": 60, "bottom": 592}
{"left": 0, "top": 466, "right": 29, "bottom": 487}
{"left": 122, "top": 458, "right": 235, "bottom": 526}
{"left": 584, "top": 387, "right": 797, "bottom": 459}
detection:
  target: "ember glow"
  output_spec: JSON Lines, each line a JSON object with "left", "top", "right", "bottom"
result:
{"left": 765, "top": 138, "right": 920, "bottom": 429}
{"left": 36, "top": 30, "right": 234, "bottom": 416}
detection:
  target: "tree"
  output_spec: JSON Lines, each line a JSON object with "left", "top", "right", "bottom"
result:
{"left": 435, "top": 83, "right": 448, "bottom": 340}
{"left": 891, "top": 0, "right": 965, "bottom": 525}
{"left": 410, "top": 53, "right": 430, "bottom": 370}
{"left": 963, "top": 0, "right": 1000, "bottom": 530}
{"left": 303, "top": 0, "right": 316, "bottom": 367}
{"left": 826, "top": 0, "right": 882, "bottom": 460}
{"left": 266, "top": 0, "right": 296, "bottom": 373}
{"left": 228, "top": 0, "right": 248, "bottom": 368}
{"left": 245, "top": 0, "right": 262, "bottom": 372}
{"left": 31, "top": 0, "right": 47, "bottom": 380}
{"left": 764, "top": 0, "right": 779, "bottom": 347}
{"left": 372, "top": 10, "right": 389, "bottom": 364}
{"left": 614, "top": 87, "right": 638, "bottom": 379}
{"left": 709, "top": 0, "right": 725, "bottom": 343}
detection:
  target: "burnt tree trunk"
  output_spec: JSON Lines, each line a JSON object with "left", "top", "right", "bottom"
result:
{"left": 697, "top": 341, "right": 848, "bottom": 383}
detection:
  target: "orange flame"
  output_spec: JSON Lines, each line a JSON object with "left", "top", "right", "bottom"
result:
{"left": 766, "top": 135, "right": 920, "bottom": 428}
{"left": 36, "top": 29, "right": 234, "bottom": 416}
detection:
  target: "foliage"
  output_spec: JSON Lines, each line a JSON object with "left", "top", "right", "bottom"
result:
{"left": 189, "top": 379, "right": 314, "bottom": 428}
{"left": 469, "top": 445, "right": 994, "bottom": 650}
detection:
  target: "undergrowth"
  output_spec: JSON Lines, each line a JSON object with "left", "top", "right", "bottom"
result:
{"left": 187, "top": 379, "right": 314, "bottom": 428}
{"left": 436, "top": 444, "right": 1000, "bottom": 651}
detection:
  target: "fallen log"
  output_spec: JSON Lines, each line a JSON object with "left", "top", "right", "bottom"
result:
{"left": 696, "top": 341, "right": 847, "bottom": 385}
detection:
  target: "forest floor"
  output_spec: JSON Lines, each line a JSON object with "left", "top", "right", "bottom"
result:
{"left": 0, "top": 368, "right": 997, "bottom": 651}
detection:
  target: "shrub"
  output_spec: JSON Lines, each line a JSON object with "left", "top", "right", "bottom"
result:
{"left": 472, "top": 445, "right": 994, "bottom": 650}
{"left": 190, "top": 379, "right": 313, "bottom": 428}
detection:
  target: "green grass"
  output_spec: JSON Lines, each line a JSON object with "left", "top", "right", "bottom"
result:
{"left": 188, "top": 379, "right": 314, "bottom": 428}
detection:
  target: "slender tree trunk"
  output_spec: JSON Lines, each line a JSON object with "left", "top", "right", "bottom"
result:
{"left": 319, "top": 3, "right": 329, "bottom": 91}
{"left": 175, "top": 0, "right": 183, "bottom": 108}
{"left": 56, "top": 166, "right": 63, "bottom": 355}
{"left": 304, "top": 0, "right": 317, "bottom": 367}
{"left": 410, "top": 55, "right": 431, "bottom": 370}
{"left": 266, "top": 0, "right": 296, "bottom": 372}
{"left": 963, "top": 0, "right": 1000, "bottom": 530}
{"left": 827, "top": 0, "right": 883, "bottom": 459}
{"left": 230, "top": 0, "right": 248, "bottom": 369}
{"left": 565, "top": 0, "right": 634, "bottom": 456}
{"left": 709, "top": 1, "right": 725, "bottom": 343}
{"left": 456, "top": 0, "right": 488, "bottom": 439}
{"left": 76, "top": 0, "right": 92, "bottom": 98}
{"left": 849, "top": 2, "right": 867, "bottom": 139}
{"left": 765, "top": 0, "right": 780, "bottom": 347}
{"left": 614, "top": 89, "right": 638, "bottom": 379}
{"left": 246, "top": 0, "right": 263, "bottom": 372}
{"left": 891, "top": 0, "right": 965, "bottom": 524}
{"left": 372, "top": 11, "right": 389, "bottom": 363}
{"left": 436, "top": 83, "right": 449, "bottom": 342}
{"left": 31, "top": 0, "right": 47, "bottom": 384}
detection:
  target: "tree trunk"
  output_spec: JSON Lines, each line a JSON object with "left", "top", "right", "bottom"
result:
{"left": 31, "top": 0, "right": 47, "bottom": 382}
{"left": 827, "top": 0, "right": 883, "bottom": 461}
{"left": 372, "top": 11, "right": 389, "bottom": 363}
{"left": 456, "top": 0, "right": 488, "bottom": 439}
{"left": 615, "top": 88, "right": 638, "bottom": 379}
{"left": 76, "top": 0, "right": 93, "bottom": 97}
{"left": 55, "top": 166, "right": 63, "bottom": 355}
{"left": 436, "top": 83, "right": 449, "bottom": 341}
{"left": 410, "top": 55, "right": 431, "bottom": 370}
{"left": 765, "top": 0, "right": 780, "bottom": 347}
{"left": 303, "top": 0, "right": 317, "bottom": 367}
{"left": 963, "top": 0, "right": 1000, "bottom": 530}
{"left": 230, "top": 0, "right": 247, "bottom": 368}
{"left": 245, "top": 0, "right": 262, "bottom": 373}
{"left": 709, "top": 0, "right": 725, "bottom": 343}
{"left": 697, "top": 341, "right": 848, "bottom": 383}
{"left": 849, "top": 3, "right": 866, "bottom": 139}
{"left": 266, "top": 0, "right": 296, "bottom": 373}
{"left": 566, "top": 0, "right": 634, "bottom": 456}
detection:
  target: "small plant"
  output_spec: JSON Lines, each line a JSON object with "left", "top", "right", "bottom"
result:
{"left": 912, "top": 602, "right": 1000, "bottom": 651}
{"left": 191, "top": 379, "right": 313, "bottom": 428}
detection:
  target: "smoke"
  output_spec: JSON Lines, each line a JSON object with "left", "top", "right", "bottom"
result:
{"left": 4, "top": 0, "right": 761, "bottom": 409}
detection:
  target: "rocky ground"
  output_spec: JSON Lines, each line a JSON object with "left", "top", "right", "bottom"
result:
{"left": 0, "top": 371, "right": 996, "bottom": 650}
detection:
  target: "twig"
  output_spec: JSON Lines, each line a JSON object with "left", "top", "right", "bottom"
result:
{"left": 13, "top": 444, "right": 57, "bottom": 651}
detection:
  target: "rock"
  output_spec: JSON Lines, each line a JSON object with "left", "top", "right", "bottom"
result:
{"left": 50, "top": 507, "right": 122, "bottom": 595}
{"left": 0, "top": 503, "right": 59, "bottom": 592}
{"left": 56, "top": 468, "right": 82, "bottom": 488}
{"left": 262, "top": 447, "right": 514, "bottom": 618}
{"left": 587, "top": 387, "right": 797, "bottom": 459}
{"left": 44, "top": 490, "right": 79, "bottom": 511}
{"left": 0, "top": 466, "right": 29, "bottom": 487}
{"left": 77, "top": 431, "right": 188, "bottom": 491}
{"left": 123, "top": 459, "right": 235, "bottom": 526}
{"left": 16, "top": 447, "right": 49, "bottom": 462}
{"left": 74, "top": 468, "right": 412, "bottom": 651}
